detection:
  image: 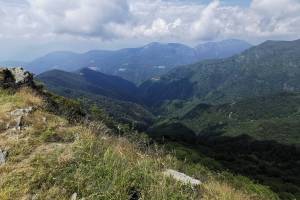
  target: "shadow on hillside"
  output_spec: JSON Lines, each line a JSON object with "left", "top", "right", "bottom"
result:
{"left": 148, "top": 124, "right": 300, "bottom": 200}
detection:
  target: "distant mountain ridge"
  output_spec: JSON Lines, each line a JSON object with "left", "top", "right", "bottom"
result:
{"left": 7, "top": 39, "right": 251, "bottom": 84}
{"left": 140, "top": 39, "right": 300, "bottom": 106}
{"left": 195, "top": 39, "right": 252, "bottom": 60}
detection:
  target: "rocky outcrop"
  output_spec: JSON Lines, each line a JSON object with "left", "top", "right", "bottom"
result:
{"left": 0, "top": 67, "right": 34, "bottom": 88}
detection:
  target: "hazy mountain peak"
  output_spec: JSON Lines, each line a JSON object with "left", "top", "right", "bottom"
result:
{"left": 7, "top": 39, "right": 252, "bottom": 84}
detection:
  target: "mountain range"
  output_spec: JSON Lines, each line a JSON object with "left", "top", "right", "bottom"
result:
{"left": 36, "top": 38, "right": 300, "bottom": 199}
{"left": 2, "top": 39, "right": 251, "bottom": 84}
{"left": 140, "top": 39, "right": 300, "bottom": 106}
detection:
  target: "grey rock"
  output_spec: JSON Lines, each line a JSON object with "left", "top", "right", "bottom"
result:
{"left": 0, "top": 149, "right": 7, "bottom": 165}
{"left": 9, "top": 107, "right": 33, "bottom": 130}
{"left": 10, "top": 67, "right": 33, "bottom": 85}
{"left": 71, "top": 193, "right": 77, "bottom": 200}
{"left": 163, "top": 169, "right": 202, "bottom": 186}
{"left": 14, "top": 116, "right": 23, "bottom": 130}
{"left": 10, "top": 107, "right": 33, "bottom": 117}
{"left": 0, "top": 67, "right": 33, "bottom": 88}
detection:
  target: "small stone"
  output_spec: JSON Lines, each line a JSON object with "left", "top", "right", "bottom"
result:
{"left": 10, "top": 107, "right": 33, "bottom": 117}
{"left": 71, "top": 193, "right": 77, "bottom": 200}
{"left": 31, "top": 194, "right": 38, "bottom": 200}
{"left": 0, "top": 149, "right": 7, "bottom": 165}
{"left": 42, "top": 117, "right": 47, "bottom": 123}
{"left": 14, "top": 116, "right": 23, "bottom": 130}
{"left": 9, "top": 107, "right": 33, "bottom": 130}
{"left": 164, "top": 169, "right": 202, "bottom": 186}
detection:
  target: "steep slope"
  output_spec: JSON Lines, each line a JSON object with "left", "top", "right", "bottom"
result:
{"left": 38, "top": 68, "right": 154, "bottom": 130}
{"left": 156, "top": 92, "right": 300, "bottom": 145}
{"left": 21, "top": 40, "right": 251, "bottom": 84}
{"left": 38, "top": 68, "right": 139, "bottom": 102}
{"left": 140, "top": 39, "right": 300, "bottom": 106}
{"left": 148, "top": 93, "right": 300, "bottom": 199}
{"left": 0, "top": 69, "right": 277, "bottom": 200}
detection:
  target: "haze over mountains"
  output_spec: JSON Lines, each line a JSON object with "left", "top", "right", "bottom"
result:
{"left": 141, "top": 39, "right": 300, "bottom": 106}
{"left": 39, "top": 38, "right": 300, "bottom": 138}
{"left": 2, "top": 39, "right": 251, "bottom": 84}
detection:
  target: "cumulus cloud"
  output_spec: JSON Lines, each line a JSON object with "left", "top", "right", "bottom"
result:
{"left": 1, "top": 0, "right": 300, "bottom": 44}
{"left": 28, "top": 0, "right": 131, "bottom": 38}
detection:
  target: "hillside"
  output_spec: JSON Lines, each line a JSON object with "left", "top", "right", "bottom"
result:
{"left": 155, "top": 92, "right": 300, "bottom": 145}
{"left": 0, "top": 68, "right": 278, "bottom": 200}
{"left": 140, "top": 39, "right": 300, "bottom": 106}
{"left": 184, "top": 93, "right": 300, "bottom": 144}
{"left": 7, "top": 40, "right": 251, "bottom": 84}
{"left": 38, "top": 68, "right": 139, "bottom": 102}
{"left": 148, "top": 92, "right": 300, "bottom": 199}
{"left": 38, "top": 68, "right": 153, "bottom": 130}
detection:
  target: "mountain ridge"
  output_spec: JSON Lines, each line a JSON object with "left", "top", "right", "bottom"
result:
{"left": 140, "top": 38, "right": 300, "bottom": 106}
{"left": 3, "top": 39, "right": 252, "bottom": 84}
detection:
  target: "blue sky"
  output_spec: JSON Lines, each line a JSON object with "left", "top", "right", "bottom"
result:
{"left": 0, "top": 0, "right": 299, "bottom": 61}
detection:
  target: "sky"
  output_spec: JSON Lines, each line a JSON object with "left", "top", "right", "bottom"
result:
{"left": 0, "top": 0, "right": 300, "bottom": 61}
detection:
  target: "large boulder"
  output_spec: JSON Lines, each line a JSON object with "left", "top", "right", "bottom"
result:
{"left": 0, "top": 67, "right": 33, "bottom": 88}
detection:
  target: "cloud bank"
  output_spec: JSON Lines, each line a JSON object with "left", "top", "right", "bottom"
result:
{"left": 0, "top": 0, "right": 300, "bottom": 59}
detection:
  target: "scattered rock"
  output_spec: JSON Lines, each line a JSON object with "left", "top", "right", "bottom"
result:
{"left": 10, "top": 107, "right": 33, "bottom": 117}
{"left": 9, "top": 107, "right": 33, "bottom": 130}
{"left": 0, "top": 149, "right": 7, "bottom": 165}
{"left": 163, "top": 169, "right": 202, "bottom": 186}
{"left": 0, "top": 67, "right": 34, "bottom": 88}
{"left": 71, "top": 193, "right": 77, "bottom": 200}
{"left": 31, "top": 194, "right": 38, "bottom": 200}
{"left": 14, "top": 116, "right": 23, "bottom": 130}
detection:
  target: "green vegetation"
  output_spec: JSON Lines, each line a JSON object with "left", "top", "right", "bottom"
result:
{"left": 140, "top": 39, "right": 300, "bottom": 106}
{"left": 148, "top": 92, "right": 300, "bottom": 199}
{"left": 38, "top": 69, "right": 154, "bottom": 130}
{"left": 0, "top": 88, "right": 279, "bottom": 199}
{"left": 179, "top": 92, "right": 300, "bottom": 145}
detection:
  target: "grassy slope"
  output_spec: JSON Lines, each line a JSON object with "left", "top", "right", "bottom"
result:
{"left": 0, "top": 88, "right": 278, "bottom": 200}
{"left": 180, "top": 92, "right": 300, "bottom": 145}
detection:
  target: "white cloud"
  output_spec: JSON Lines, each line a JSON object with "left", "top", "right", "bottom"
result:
{"left": 28, "top": 0, "right": 131, "bottom": 38}
{"left": 1, "top": 0, "right": 300, "bottom": 60}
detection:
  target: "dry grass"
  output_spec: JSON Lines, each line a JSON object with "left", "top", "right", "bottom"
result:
{"left": 201, "top": 180, "right": 259, "bottom": 200}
